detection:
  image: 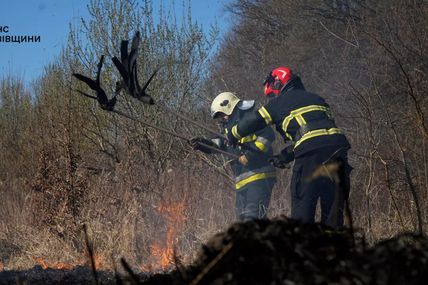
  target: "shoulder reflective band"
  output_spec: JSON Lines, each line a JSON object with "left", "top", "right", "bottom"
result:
{"left": 258, "top": 106, "right": 273, "bottom": 125}
{"left": 282, "top": 105, "right": 331, "bottom": 135}
{"left": 294, "top": 128, "right": 342, "bottom": 149}
{"left": 231, "top": 125, "right": 242, "bottom": 139}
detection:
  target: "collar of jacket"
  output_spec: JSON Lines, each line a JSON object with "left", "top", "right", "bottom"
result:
{"left": 223, "top": 103, "right": 254, "bottom": 129}
{"left": 238, "top": 100, "right": 255, "bottom": 111}
{"left": 280, "top": 76, "right": 305, "bottom": 94}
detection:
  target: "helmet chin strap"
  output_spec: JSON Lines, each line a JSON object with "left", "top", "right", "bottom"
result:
{"left": 266, "top": 92, "right": 276, "bottom": 98}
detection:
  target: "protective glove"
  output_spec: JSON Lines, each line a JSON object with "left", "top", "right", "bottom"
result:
{"left": 189, "top": 137, "right": 215, "bottom": 154}
{"left": 269, "top": 146, "right": 294, "bottom": 169}
{"left": 269, "top": 155, "right": 289, "bottom": 169}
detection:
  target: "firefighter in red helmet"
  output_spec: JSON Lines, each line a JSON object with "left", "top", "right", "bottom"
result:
{"left": 227, "top": 67, "right": 352, "bottom": 229}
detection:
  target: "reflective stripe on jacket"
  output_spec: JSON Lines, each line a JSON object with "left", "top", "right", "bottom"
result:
{"left": 232, "top": 77, "right": 350, "bottom": 157}
{"left": 234, "top": 166, "right": 276, "bottom": 190}
{"left": 220, "top": 105, "right": 277, "bottom": 190}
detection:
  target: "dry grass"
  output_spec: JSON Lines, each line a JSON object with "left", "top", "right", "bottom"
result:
{"left": 1, "top": 0, "right": 427, "bottom": 273}
{"left": 1, "top": 153, "right": 421, "bottom": 272}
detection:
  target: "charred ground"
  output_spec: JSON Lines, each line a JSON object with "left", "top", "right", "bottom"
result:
{"left": 1, "top": 217, "right": 427, "bottom": 285}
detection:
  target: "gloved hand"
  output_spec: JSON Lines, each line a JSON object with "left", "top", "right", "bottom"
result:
{"left": 189, "top": 137, "right": 202, "bottom": 149}
{"left": 269, "top": 146, "right": 294, "bottom": 169}
{"left": 269, "top": 155, "right": 289, "bottom": 169}
{"left": 189, "top": 137, "right": 215, "bottom": 154}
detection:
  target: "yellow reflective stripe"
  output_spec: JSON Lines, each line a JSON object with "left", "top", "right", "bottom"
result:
{"left": 231, "top": 125, "right": 242, "bottom": 139}
{"left": 235, "top": 172, "right": 276, "bottom": 190}
{"left": 294, "top": 128, "right": 342, "bottom": 149}
{"left": 239, "top": 134, "right": 257, "bottom": 144}
{"left": 282, "top": 117, "right": 293, "bottom": 134}
{"left": 295, "top": 115, "right": 306, "bottom": 126}
{"left": 282, "top": 105, "right": 331, "bottom": 135}
{"left": 254, "top": 141, "right": 266, "bottom": 152}
{"left": 258, "top": 107, "right": 272, "bottom": 125}
{"left": 285, "top": 133, "right": 293, "bottom": 140}
{"left": 239, "top": 135, "right": 268, "bottom": 151}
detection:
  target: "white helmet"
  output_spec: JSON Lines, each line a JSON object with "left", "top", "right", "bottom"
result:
{"left": 210, "top": 92, "right": 241, "bottom": 118}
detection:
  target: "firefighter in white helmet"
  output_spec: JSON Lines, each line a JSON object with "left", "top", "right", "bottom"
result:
{"left": 190, "top": 92, "right": 277, "bottom": 221}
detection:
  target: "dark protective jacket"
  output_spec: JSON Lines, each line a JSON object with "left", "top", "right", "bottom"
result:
{"left": 230, "top": 77, "right": 350, "bottom": 158}
{"left": 210, "top": 101, "right": 277, "bottom": 190}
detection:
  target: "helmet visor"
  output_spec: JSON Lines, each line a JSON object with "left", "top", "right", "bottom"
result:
{"left": 263, "top": 72, "right": 275, "bottom": 86}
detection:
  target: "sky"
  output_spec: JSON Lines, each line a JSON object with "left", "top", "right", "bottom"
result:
{"left": 0, "top": 0, "right": 231, "bottom": 85}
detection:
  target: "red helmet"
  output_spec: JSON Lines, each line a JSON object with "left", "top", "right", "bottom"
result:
{"left": 263, "top": 67, "right": 293, "bottom": 97}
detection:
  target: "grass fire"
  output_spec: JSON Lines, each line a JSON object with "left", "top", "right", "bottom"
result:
{"left": 1, "top": 0, "right": 428, "bottom": 284}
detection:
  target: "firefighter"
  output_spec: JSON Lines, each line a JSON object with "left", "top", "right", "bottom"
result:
{"left": 190, "top": 92, "right": 277, "bottom": 222}
{"left": 226, "top": 67, "right": 352, "bottom": 228}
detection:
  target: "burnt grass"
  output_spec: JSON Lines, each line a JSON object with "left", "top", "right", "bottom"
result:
{"left": 1, "top": 216, "right": 428, "bottom": 284}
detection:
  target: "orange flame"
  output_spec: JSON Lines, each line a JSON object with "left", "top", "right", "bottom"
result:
{"left": 32, "top": 253, "right": 106, "bottom": 271}
{"left": 0, "top": 261, "right": 4, "bottom": 271}
{"left": 142, "top": 202, "right": 186, "bottom": 271}
{"left": 150, "top": 243, "right": 174, "bottom": 269}
{"left": 29, "top": 203, "right": 186, "bottom": 272}
{"left": 92, "top": 254, "right": 105, "bottom": 269}
{"left": 34, "top": 257, "right": 49, "bottom": 269}
{"left": 34, "top": 257, "right": 75, "bottom": 270}
{"left": 52, "top": 262, "right": 73, "bottom": 270}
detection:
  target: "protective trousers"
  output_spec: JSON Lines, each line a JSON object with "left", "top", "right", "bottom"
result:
{"left": 290, "top": 146, "right": 352, "bottom": 229}
{"left": 235, "top": 178, "right": 275, "bottom": 222}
